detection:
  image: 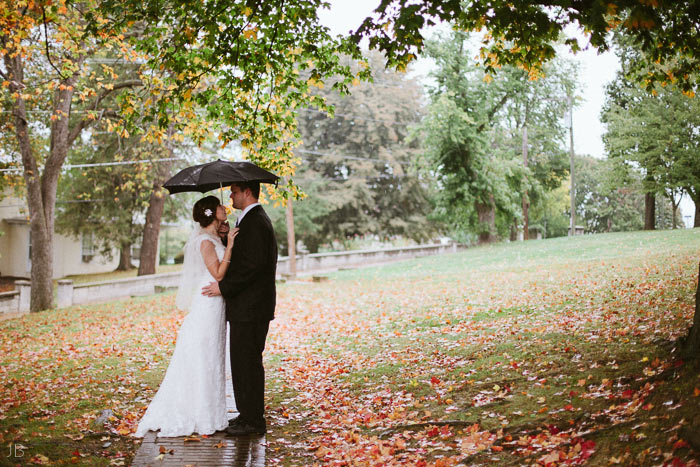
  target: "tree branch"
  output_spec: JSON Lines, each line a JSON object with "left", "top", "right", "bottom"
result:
{"left": 478, "top": 92, "right": 510, "bottom": 132}
{"left": 41, "top": 6, "right": 68, "bottom": 80}
{"left": 67, "top": 80, "right": 142, "bottom": 145}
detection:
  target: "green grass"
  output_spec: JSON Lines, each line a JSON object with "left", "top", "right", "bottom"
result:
{"left": 268, "top": 228, "right": 700, "bottom": 465}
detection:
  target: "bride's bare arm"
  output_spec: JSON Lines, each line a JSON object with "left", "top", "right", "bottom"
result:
{"left": 200, "top": 230, "right": 238, "bottom": 281}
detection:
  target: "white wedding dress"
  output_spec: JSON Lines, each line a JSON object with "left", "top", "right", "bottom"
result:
{"left": 134, "top": 230, "right": 229, "bottom": 438}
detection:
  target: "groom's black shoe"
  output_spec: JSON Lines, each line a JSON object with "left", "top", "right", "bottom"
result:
{"left": 225, "top": 422, "right": 266, "bottom": 436}
{"left": 228, "top": 416, "right": 242, "bottom": 427}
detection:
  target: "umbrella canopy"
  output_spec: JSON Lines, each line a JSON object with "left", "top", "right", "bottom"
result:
{"left": 163, "top": 159, "right": 279, "bottom": 194}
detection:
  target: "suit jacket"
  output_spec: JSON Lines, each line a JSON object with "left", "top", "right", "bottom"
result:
{"left": 218, "top": 205, "right": 277, "bottom": 322}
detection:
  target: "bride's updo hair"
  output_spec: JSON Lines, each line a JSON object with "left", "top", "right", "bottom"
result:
{"left": 192, "top": 196, "right": 220, "bottom": 228}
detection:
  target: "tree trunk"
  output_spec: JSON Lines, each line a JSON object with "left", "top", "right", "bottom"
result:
{"left": 6, "top": 52, "right": 78, "bottom": 311}
{"left": 475, "top": 195, "right": 497, "bottom": 244}
{"left": 568, "top": 96, "right": 575, "bottom": 237}
{"left": 644, "top": 192, "right": 656, "bottom": 230}
{"left": 672, "top": 206, "right": 678, "bottom": 229}
{"left": 509, "top": 221, "right": 517, "bottom": 242}
{"left": 695, "top": 199, "right": 700, "bottom": 228}
{"left": 670, "top": 197, "right": 680, "bottom": 229}
{"left": 116, "top": 245, "right": 134, "bottom": 271}
{"left": 138, "top": 184, "right": 166, "bottom": 276}
{"left": 522, "top": 123, "right": 529, "bottom": 241}
{"left": 138, "top": 150, "right": 174, "bottom": 276}
{"left": 681, "top": 261, "right": 700, "bottom": 359}
{"left": 286, "top": 196, "right": 297, "bottom": 279}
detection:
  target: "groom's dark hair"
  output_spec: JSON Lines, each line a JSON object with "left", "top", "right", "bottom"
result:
{"left": 231, "top": 181, "right": 260, "bottom": 200}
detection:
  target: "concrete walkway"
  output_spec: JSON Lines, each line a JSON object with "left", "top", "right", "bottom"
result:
{"left": 131, "top": 429, "right": 266, "bottom": 467}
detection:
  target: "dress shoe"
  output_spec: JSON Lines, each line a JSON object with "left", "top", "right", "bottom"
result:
{"left": 228, "top": 416, "right": 242, "bottom": 427}
{"left": 225, "top": 422, "right": 266, "bottom": 436}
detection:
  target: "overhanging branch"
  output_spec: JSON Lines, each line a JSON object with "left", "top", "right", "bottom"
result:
{"left": 67, "top": 80, "right": 142, "bottom": 145}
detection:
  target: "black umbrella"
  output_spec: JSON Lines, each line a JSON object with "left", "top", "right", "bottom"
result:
{"left": 163, "top": 159, "right": 279, "bottom": 195}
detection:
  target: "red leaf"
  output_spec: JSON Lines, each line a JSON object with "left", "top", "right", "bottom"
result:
{"left": 673, "top": 439, "right": 689, "bottom": 450}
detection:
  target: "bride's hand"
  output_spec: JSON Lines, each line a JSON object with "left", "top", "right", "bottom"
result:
{"left": 227, "top": 227, "right": 240, "bottom": 248}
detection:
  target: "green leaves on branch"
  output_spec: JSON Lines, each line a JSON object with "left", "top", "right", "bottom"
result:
{"left": 352, "top": 0, "right": 700, "bottom": 92}
{"left": 92, "top": 0, "right": 371, "bottom": 191}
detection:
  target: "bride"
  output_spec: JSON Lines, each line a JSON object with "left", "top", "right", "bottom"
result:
{"left": 134, "top": 195, "right": 238, "bottom": 438}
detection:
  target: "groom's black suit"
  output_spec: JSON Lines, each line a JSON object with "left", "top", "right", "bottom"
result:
{"left": 218, "top": 204, "right": 277, "bottom": 429}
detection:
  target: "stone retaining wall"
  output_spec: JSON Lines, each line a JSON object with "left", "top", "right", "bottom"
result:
{"left": 0, "top": 290, "right": 19, "bottom": 314}
{"left": 276, "top": 242, "right": 461, "bottom": 275}
{"left": 0, "top": 243, "right": 465, "bottom": 314}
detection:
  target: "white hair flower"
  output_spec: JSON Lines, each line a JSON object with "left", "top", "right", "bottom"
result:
{"left": 204, "top": 208, "right": 213, "bottom": 217}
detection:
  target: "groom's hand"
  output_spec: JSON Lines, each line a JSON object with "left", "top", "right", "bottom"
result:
{"left": 201, "top": 281, "right": 221, "bottom": 297}
{"left": 218, "top": 221, "right": 230, "bottom": 239}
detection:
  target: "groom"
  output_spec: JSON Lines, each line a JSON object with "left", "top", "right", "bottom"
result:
{"left": 202, "top": 181, "right": 277, "bottom": 435}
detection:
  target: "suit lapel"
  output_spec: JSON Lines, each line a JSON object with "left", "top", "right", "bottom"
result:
{"left": 238, "top": 204, "right": 261, "bottom": 228}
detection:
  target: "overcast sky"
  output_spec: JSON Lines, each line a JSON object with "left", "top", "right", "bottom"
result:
{"left": 319, "top": 1, "right": 694, "bottom": 226}
{"left": 320, "top": 0, "right": 619, "bottom": 159}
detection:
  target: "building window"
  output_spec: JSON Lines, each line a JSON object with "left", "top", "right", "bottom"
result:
{"left": 81, "top": 233, "right": 95, "bottom": 263}
{"left": 130, "top": 241, "right": 141, "bottom": 260}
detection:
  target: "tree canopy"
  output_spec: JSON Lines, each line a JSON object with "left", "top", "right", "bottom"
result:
{"left": 354, "top": 0, "right": 700, "bottom": 93}
{"left": 420, "top": 30, "right": 575, "bottom": 243}
{"left": 602, "top": 68, "right": 700, "bottom": 229}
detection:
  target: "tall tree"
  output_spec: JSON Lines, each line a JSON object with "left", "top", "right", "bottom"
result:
{"left": 285, "top": 52, "right": 433, "bottom": 252}
{"left": 574, "top": 156, "right": 646, "bottom": 233}
{"left": 1, "top": 1, "right": 144, "bottom": 310}
{"left": 495, "top": 61, "right": 577, "bottom": 239}
{"left": 421, "top": 31, "right": 572, "bottom": 244}
{"left": 602, "top": 77, "right": 700, "bottom": 231}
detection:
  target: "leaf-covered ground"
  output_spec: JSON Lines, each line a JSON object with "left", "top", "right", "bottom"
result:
{"left": 1, "top": 229, "right": 699, "bottom": 466}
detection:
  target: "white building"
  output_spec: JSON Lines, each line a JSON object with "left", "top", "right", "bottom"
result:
{"left": 0, "top": 193, "right": 119, "bottom": 279}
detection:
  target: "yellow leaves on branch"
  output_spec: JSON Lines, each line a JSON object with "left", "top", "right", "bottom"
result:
{"left": 307, "top": 77, "right": 324, "bottom": 89}
{"left": 242, "top": 27, "right": 258, "bottom": 40}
